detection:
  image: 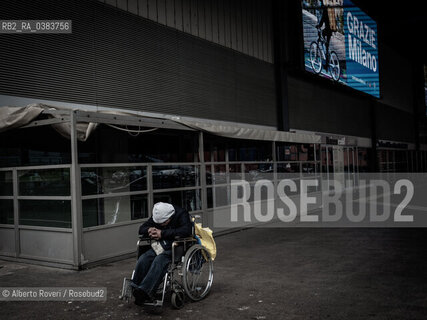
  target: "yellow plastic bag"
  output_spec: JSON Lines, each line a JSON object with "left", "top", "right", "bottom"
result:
{"left": 194, "top": 222, "right": 217, "bottom": 261}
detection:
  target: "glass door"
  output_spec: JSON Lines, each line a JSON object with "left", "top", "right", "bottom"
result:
{"left": 332, "top": 146, "right": 345, "bottom": 188}
{"left": 321, "top": 145, "right": 358, "bottom": 190}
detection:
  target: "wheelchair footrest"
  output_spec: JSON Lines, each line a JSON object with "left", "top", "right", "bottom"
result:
{"left": 119, "top": 278, "right": 133, "bottom": 302}
{"left": 144, "top": 299, "right": 163, "bottom": 307}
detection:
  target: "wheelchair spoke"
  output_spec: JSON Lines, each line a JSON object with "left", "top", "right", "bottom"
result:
{"left": 182, "top": 245, "right": 213, "bottom": 301}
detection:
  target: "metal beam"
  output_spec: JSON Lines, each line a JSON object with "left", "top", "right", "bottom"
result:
{"left": 20, "top": 117, "right": 70, "bottom": 129}
{"left": 12, "top": 169, "right": 20, "bottom": 258}
{"left": 70, "top": 111, "right": 83, "bottom": 269}
{"left": 198, "top": 132, "right": 209, "bottom": 227}
{"left": 74, "top": 110, "right": 193, "bottom": 131}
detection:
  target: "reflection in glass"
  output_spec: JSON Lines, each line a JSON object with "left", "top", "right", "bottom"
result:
{"left": 152, "top": 166, "right": 199, "bottom": 190}
{"left": 213, "top": 165, "right": 227, "bottom": 184}
{"left": 302, "top": 163, "right": 316, "bottom": 175}
{"left": 277, "top": 144, "right": 298, "bottom": 161}
{"left": 18, "top": 169, "right": 70, "bottom": 196}
{"left": 228, "top": 140, "right": 272, "bottom": 162}
{"left": 79, "top": 127, "right": 198, "bottom": 163}
{"left": 203, "top": 134, "right": 226, "bottom": 162}
{"left": 81, "top": 167, "right": 147, "bottom": 196}
{"left": 19, "top": 200, "right": 71, "bottom": 228}
{"left": 0, "top": 171, "right": 13, "bottom": 196}
{"left": 244, "top": 163, "right": 274, "bottom": 182}
{"left": 276, "top": 143, "right": 316, "bottom": 162}
{"left": 82, "top": 194, "right": 148, "bottom": 228}
{"left": 0, "top": 200, "right": 13, "bottom": 224}
{"left": 248, "top": 184, "right": 275, "bottom": 202}
{"left": 153, "top": 189, "right": 201, "bottom": 212}
{"left": 213, "top": 186, "right": 229, "bottom": 208}
{"left": 206, "top": 165, "right": 213, "bottom": 185}
{"left": 0, "top": 126, "right": 71, "bottom": 167}
{"left": 277, "top": 163, "right": 300, "bottom": 173}
{"left": 229, "top": 164, "right": 243, "bottom": 180}
{"left": 207, "top": 187, "right": 213, "bottom": 208}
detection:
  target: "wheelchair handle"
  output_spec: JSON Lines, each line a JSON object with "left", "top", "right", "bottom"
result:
{"left": 192, "top": 214, "right": 202, "bottom": 222}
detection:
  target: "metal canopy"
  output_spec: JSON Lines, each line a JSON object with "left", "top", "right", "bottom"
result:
{"left": 73, "top": 110, "right": 192, "bottom": 131}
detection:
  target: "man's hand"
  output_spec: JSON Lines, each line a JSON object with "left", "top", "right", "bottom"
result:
{"left": 148, "top": 228, "right": 162, "bottom": 240}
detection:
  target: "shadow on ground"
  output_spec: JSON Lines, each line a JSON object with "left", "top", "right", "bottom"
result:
{"left": 1, "top": 228, "right": 427, "bottom": 319}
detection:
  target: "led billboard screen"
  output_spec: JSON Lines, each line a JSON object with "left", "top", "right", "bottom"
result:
{"left": 302, "top": 0, "right": 380, "bottom": 97}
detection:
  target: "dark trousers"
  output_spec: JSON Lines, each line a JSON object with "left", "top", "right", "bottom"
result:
{"left": 131, "top": 248, "right": 171, "bottom": 296}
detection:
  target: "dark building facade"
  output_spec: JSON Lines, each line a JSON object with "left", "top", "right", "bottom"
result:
{"left": 0, "top": 0, "right": 426, "bottom": 268}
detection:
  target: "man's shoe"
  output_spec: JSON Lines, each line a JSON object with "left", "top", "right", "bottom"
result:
{"left": 132, "top": 288, "right": 149, "bottom": 306}
{"left": 144, "top": 291, "right": 157, "bottom": 304}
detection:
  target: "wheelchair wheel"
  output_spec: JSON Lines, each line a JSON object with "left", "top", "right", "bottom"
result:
{"left": 171, "top": 290, "right": 185, "bottom": 309}
{"left": 182, "top": 244, "right": 213, "bottom": 301}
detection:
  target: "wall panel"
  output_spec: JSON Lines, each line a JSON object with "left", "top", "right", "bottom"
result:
{"left": 0, "top": 0, "right": 276, "bottom": 127}
{"left": 98, "top": 0, "right": 273, "bottom": 63}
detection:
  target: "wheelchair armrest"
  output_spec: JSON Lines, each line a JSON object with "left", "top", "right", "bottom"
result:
{"left": 171, "top": 237, "right": 197, "bottom": 263}
{"left": 174, "top": 235, "right": 194, "bottom": 240}
{"left": 138, "top": 235, "right": 151, "bottom": 241}
{"left": 173, "top": 236, "right": 196, "bottom": 244}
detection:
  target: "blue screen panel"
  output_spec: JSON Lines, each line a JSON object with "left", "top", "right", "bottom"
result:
{"left": 301, "top": 0, "right": 380, "bottom": 98}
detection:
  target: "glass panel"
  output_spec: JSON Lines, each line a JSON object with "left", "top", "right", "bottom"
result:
{"left": 229, "top": 164, "right": 242, "bottom": 179}
{"left": 213, "top": 148, "right": 226, "bottom": 162}
{"left": 19, "top": 200, "right": 71, "bottom": 228}
{"left": 0, "top": 126, "right": 71, "bottom": 168}
{"left": 0, "top": 171, "right": 13, "bottom": 196}
{"left": 203, "top": 134, "right": 227, "bottom": 162}
{"left": 349, "top": 149, "right": 355, "bottom": 174}
{"left": 206, "top": 165, "right": 213, "bottom": 185}
{"left": 213, "top": 186, "right": 229, "bottom": 207}
{"left": 79, "top": 127, "right": 198, "bottom": 163}
{"left": 153, "top": 189, "right": 201, "bottom": 212}
{"left": 82, "top": 194, "right": 148, "bottom": 228}
{"left": 358, "top": 148, "right": 370, "bottom": 173}
{"left": 213, "top": 165, "right": 227, "bottom": 184}
{"left": 152, "top": 166, "right": 199, "bottom": 190}
{"left": 276, "top": 143, "right": 298, "bottom": 161}
{"left": 277, "top": 163, "right": 300, "bottom": 173}
{"left": 316, "top": 163, "right": 321, "bottom": 175}
{"left": 244, "top": 163, "right": 274, "bottom": 182}
{"left": 378, "top": 150, "right": 389, "bottom": 172}
{"left": 395, "top": 151, "right": 407, "bottom": 172}
{"left": 302, "top": 162, "right": 316, "bottom": 175}
{"left": 328, "top": 148, "right": 334, "bottom": 174}
{"left": 248, "top": 184, "right": 275, "bottom": 202}
{"left": 207, "top": 187, "right": 213, "bottom": 208}
{"left": 298, "top": 144, "right": 315, "bottom": 161}
{"left": 315, "top": 144, "right": 320, "bottom": 162}
{"left": 81, "top": 166, "right": 147, "bottom": 196}
{"left": 229, "top": 140, "right": 272, "bottom": 162}
{"left": 321, "top": 147, "right": 328, "bottom": 174}
{"left": 18, "top": 168, "right": 70, "bottom": 196}
{"left": 344, "top": 148, "right": 349, "bottom": 173}
{"left": 0, "top": 200, "right": 14, "bottom": 224}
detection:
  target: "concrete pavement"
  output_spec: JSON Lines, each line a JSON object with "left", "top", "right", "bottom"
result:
{"left": 1, "top": 227, "right": 427, "bottom": 319}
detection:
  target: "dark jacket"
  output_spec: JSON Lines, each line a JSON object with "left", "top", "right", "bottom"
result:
{"left": 138, "top": 205, "right": 193, "bottom": 251}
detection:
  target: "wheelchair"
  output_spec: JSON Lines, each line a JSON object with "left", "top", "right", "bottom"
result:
{"left": 119, "top": 216, "right": 214, "bottom": 310}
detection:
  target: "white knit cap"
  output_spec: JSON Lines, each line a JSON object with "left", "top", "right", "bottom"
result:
{"left": 152, "top": 202, "right": 175, "bottom": 224}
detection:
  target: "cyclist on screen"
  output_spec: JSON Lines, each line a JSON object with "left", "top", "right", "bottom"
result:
{"left": 316, "top": 0, "right": 332, "bottom": 64}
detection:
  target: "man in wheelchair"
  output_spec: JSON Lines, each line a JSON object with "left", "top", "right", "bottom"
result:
{"left": 131, "top": 202, "right": 192, "bottom": 305}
